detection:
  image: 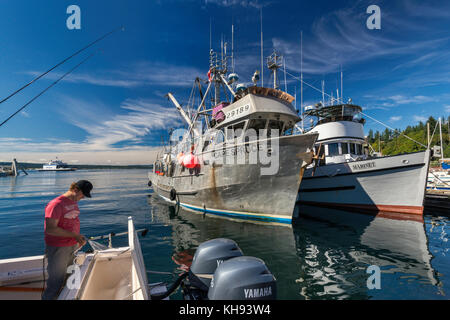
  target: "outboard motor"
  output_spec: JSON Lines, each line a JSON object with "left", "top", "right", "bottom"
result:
{"left": 208, "top": 256, "right": 276, "bottom": 300}
{"left": 183, "top": 238, "right": 243, "bottom": 300}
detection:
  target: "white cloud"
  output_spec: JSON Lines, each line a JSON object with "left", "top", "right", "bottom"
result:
{"left": 445, "top": 105, "right": 450, "bottom": 113}
{"left": 0, "top": 96, "right": 184, "bottom": 164}
{"left": 387, "top": 95, "right": 436, "bottom": 105}
{"left": 267, "top": 2, "right": 450, "bottom": 77}
{"left": 413, "top": 115, "right": 427, "bottom": 123}
{"left": 389, "top": 116, "right": 402, "bottom": 122}
{"left": 22, "top": 61, "right": 206, "bottom": 89}
{"left": 203, "top": 0, "right": 270, "bottom": 8}
{"left": 55, "top": 96, "right": 183, "bottom": 152}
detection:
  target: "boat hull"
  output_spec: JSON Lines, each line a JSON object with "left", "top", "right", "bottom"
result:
{"left": 150, "top": 134, "right": 318, "bottom": 224}
{"left": 297, "top": 150, "right": 430, "bottom": 222}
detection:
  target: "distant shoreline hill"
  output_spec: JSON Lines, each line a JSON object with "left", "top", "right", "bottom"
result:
{"left": 368, "top": 116, "right": 449, "bottom": 161}
{"left": 0, "top": 162, "right": 153, "bottom": 170}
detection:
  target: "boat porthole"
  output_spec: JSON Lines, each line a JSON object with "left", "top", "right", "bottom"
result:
{"left": 402, "top": 160, "right": 409, "bottom": 164}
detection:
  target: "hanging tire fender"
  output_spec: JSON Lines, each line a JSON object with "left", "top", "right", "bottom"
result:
{"left": 170, "top": 188, "right": 177, "bottom": 201}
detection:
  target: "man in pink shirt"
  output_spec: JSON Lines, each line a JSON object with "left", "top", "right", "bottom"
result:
{"left": 42, "top": 180, "right": 93, "bottom": 300}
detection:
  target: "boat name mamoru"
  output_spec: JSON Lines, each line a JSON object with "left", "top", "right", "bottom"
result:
{"left": 352, "top": 162, "right": 376, "bottom": 171}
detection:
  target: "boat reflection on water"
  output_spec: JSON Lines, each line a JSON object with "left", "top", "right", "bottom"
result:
{"left": 147, "top": 195, "right": 444, "bottom": 299}
{"left": 294, "top": 205, "right": 443, "bottom": 299}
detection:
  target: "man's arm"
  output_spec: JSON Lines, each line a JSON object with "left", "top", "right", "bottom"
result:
{"left": 45, "top": 218, "right": 86, "bottom": 246}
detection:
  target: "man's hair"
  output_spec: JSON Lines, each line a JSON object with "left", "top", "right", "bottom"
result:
{"left": 69, "top": 182, "right": 80, "bottom": 192}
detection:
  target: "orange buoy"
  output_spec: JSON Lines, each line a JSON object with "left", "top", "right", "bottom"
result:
{"left": 183, "top": 152, "right": 199, "bottom": 169}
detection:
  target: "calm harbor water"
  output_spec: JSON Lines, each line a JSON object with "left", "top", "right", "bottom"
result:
{"left": 0, "top": 169, "right": 448, "bottom": 300}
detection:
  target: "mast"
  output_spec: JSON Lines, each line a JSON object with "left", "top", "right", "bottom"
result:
{"left": 340, "top": 65, "right": 343, "bottom": 103}
{"left": 321, "top": 80, "right": 325, "bottom": 106}
{"left": 231, "top": 21, "right": 235, "bottom": 73}
{"left": 439, "top": 117, "right": 444, "bottom": 161}
{"left": 267, "top": 51, "right": 282, "bottom": 89}
{"left": 300, "top": 31, "right": 303, "bottom": 131}
{"left": 260, "top": 8, "right": 264, "bottom": 88}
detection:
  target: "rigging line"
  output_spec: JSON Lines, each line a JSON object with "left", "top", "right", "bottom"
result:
{"left": 0, "top": 52, "right": 96, "bottom": 129}
{"left": 0, "top": 25, "right": 123, "bottom": 107}
{"left": 285, "top": 69, "right": 428, "bottom": 149}
{"left": 285, "top": 69, "right": 332, "bottom": 99}
{"left": 360, "top": 111, "right": 428, "bottom": 149}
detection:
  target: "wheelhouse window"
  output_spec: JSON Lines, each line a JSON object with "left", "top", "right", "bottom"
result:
{"left": 267, "top": 120, "right": 284, "bottom": 138}
{"left": 327, "top": 143, "right": 339, "bottom": 156}
{"left": 226, "top": 121, "right": 246, "bottom": 141}
{"left": 215, "top": 129, "right": 225, "bottom": 144}
{"left": 246, "top": 119, "right": 267, "bottom": 140}
{"left": 349, "top": 143, "right": 356, "bottom": 154}
{"left": 341, "top": 142, "right": 349, "bottom": 154}
{"left": 283, "top": 123, "right": 294, "bottom": 136}
{"left": 356, "top": 144, "right": 363, "bottom": 155}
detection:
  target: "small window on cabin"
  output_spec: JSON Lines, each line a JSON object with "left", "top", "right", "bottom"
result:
{"left": 267, "top": 120, "right": 284, "bottom": 138}
{"left": 246, "top": 119, "right": 267, "bottom": 139}
{"left": 215, "top": 129, "right": 225, "bottom": 144}
{"left": 283, "top": 123, "right": 294, "bottom": 136}
{"left": 350, "top": 143, "right": 356, "bottom": 154}
{"left": 328, "top": 143, "right": 339, "bottom": 156}
{"left": 341, "top": 142, "right": 349, "bottom": 154}
{"left": 356, "top": 144, "right": 363, "bottom": 155}
{"left": 225, "top": 121, "right": 246, "bottom": 141}
{"left": 232, "top": 121, "right": 246, "bottom": 139}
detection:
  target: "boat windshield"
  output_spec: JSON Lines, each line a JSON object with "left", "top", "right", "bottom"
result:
{"left": 305, "top": 104, "right": 364, "bottom": 125}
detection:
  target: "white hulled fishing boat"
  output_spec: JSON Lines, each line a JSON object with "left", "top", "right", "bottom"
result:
{"left": 296, "top": 102, "right": 430, "bottom": 222}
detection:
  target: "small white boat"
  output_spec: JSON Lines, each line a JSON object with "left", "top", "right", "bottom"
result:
{"left": 0, "top": 217, "right": 160, "bottom": 300}
{"left": 38, "top": 158, "right": 76, "bottom": 171}
{"left": 428, "top": 169, "right": 450, "bottom": 191}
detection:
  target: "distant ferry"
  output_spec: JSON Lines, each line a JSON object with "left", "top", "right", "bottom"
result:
{"left": 296, "top": 102, "right": 430, "bottom": 222}
{"left": 38, "top": 158, "right": 76, "bottom": 171}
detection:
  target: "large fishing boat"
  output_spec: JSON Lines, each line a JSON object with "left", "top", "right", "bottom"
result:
{"left": 296, "top": 102, "right": 430, "bottom": 222}
{"left": 149, "top": 50, "right": 318, "bottom": 225}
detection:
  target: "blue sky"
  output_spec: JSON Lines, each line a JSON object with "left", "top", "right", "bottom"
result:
{"left": 0, "top": 0, "right": 449, "bottom": 164}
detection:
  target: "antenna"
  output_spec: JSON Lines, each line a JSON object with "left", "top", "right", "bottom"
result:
{"left": 340, "top": 65, "right": 343, "bottom": 103}
{"left": 439, "top": 117, "right": 444, "bottom": 161}
{"left": 284, "top": 57, "right": 287, "bottom": 92}
{"left": 321, "top": 80, "right": 325, "bottom": 106}
{"left": 300, "top": 31, "right": 303, "bottom": 131}
{"left": 209, "top": 17, "right": 212, "bottom": 51}
{"left": 260, "top": 8, "right": 264, "bottom": 87}
{"left": 231, "top": 19, "right": 235, "bottom": 73}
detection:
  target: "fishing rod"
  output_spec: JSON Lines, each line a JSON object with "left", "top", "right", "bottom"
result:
{"left": 0, "top": 52, "right": 96, "bottom": 128}
{"left": 0, "top": 25, "right": 123, "bottom": 107}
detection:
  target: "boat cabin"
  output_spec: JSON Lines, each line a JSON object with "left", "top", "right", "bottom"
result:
{"left": 304, "top": 104, "right": 369, "bottom": 165}
{"left": 194, "top": 86, "right": 300, "bottom": 151}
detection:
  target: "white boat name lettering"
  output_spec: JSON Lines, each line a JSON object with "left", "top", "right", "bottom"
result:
{"left": 352, "top": 162, "right": 376, "bottom": 170}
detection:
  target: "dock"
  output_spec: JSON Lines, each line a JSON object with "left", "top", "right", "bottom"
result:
{"left": 424, "top": 190, "right": 450, "bottom": 216}
{"left": 0, "top": 159, "right": 28, "bottom": 177}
